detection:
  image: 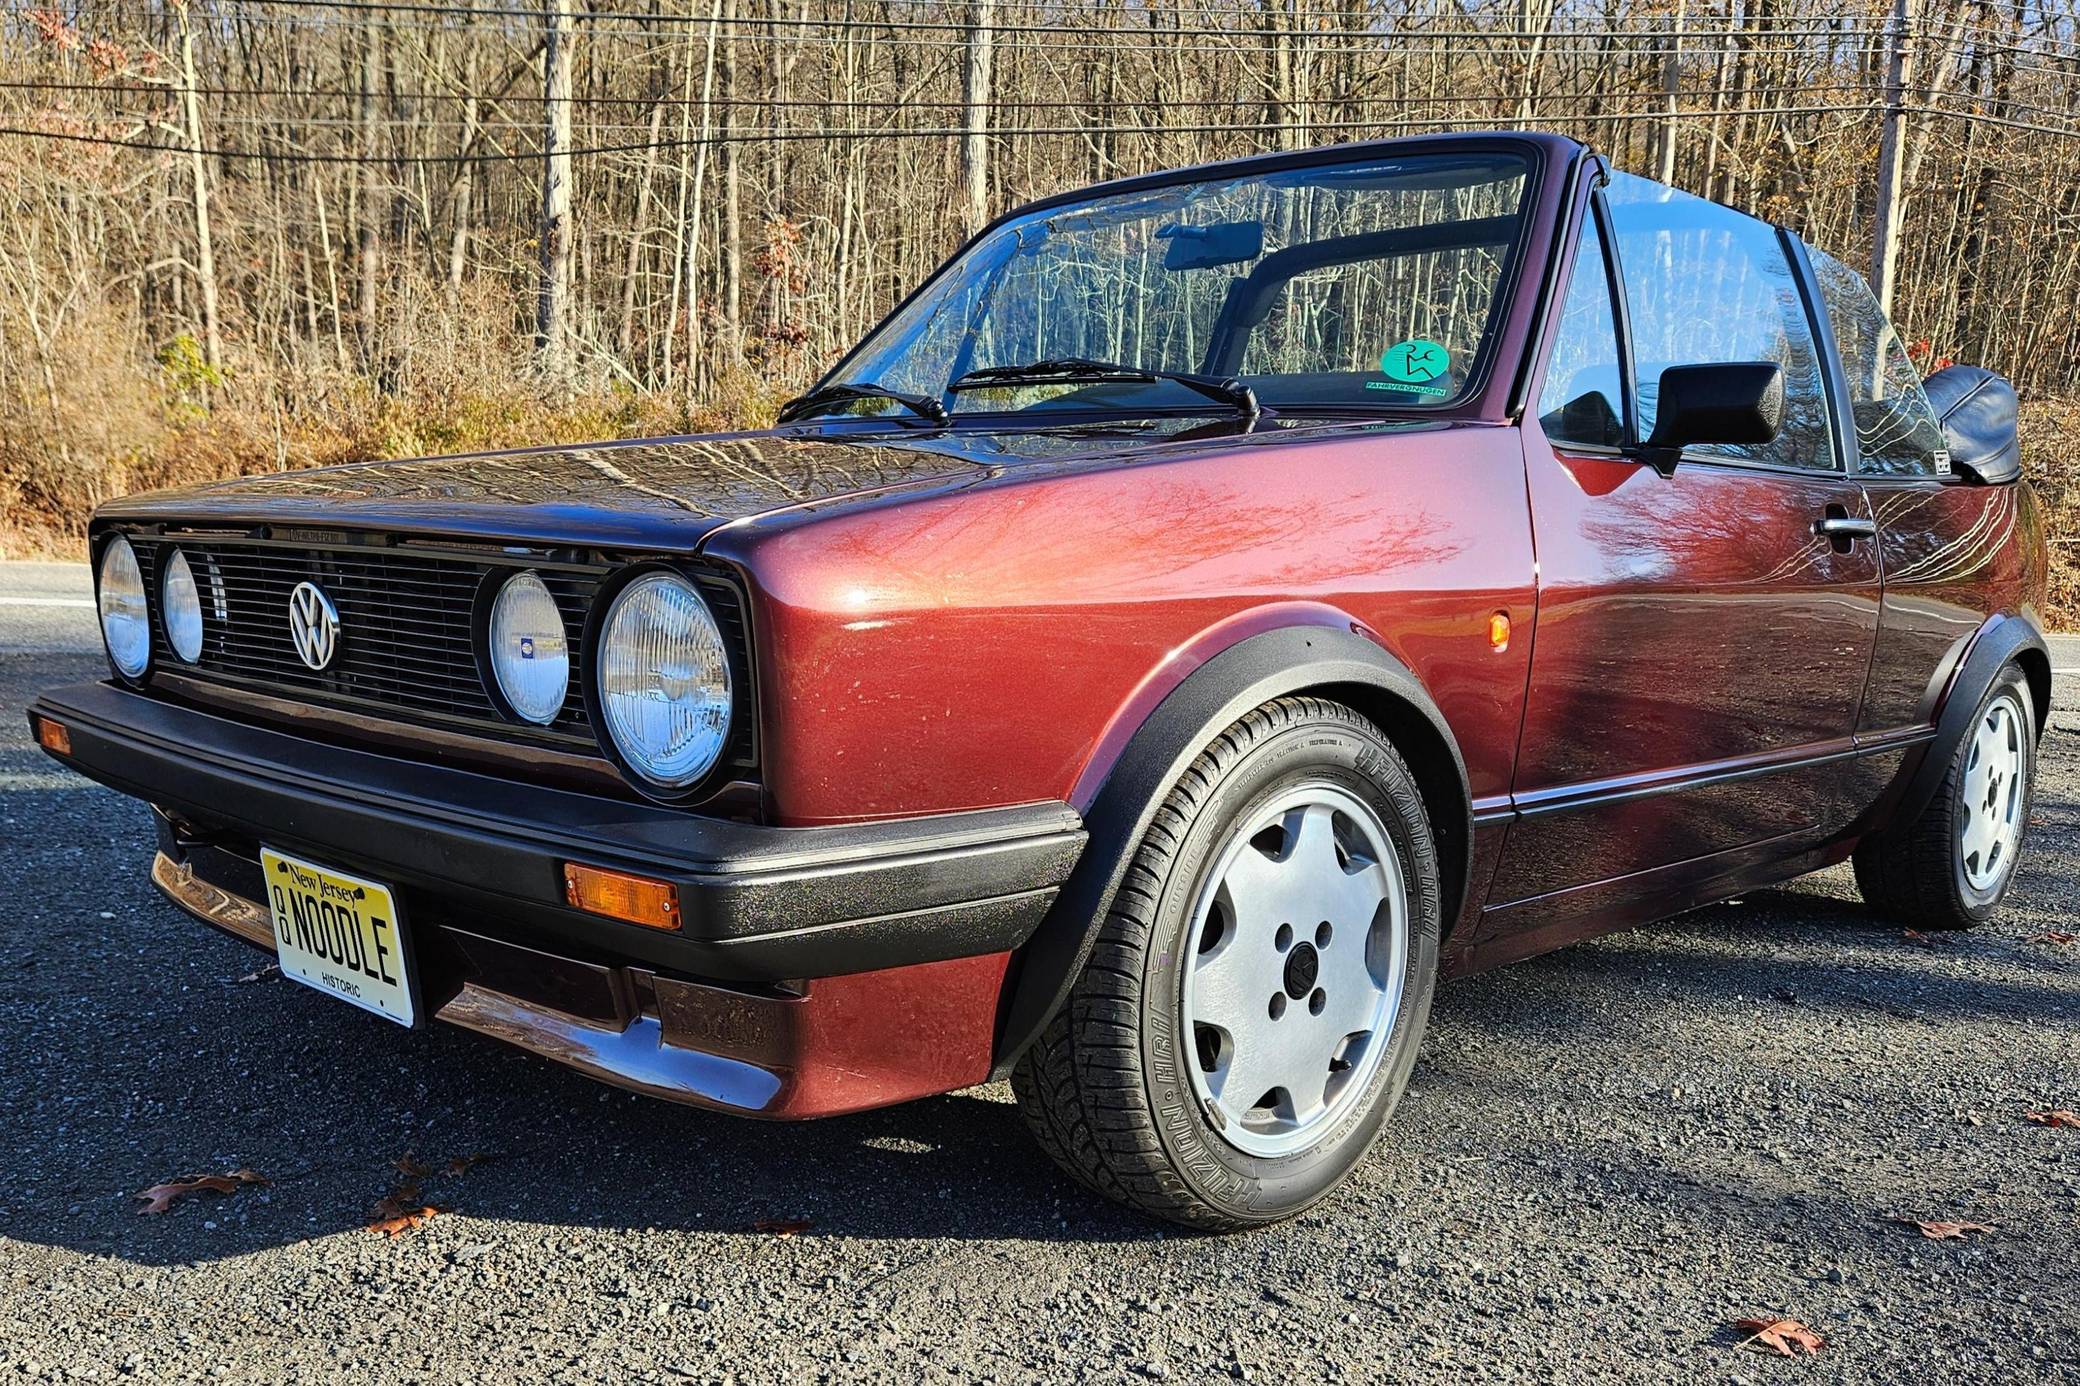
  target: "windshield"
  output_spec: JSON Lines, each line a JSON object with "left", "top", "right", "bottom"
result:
{"left": 816, "top": 149, "right": 1533, "bottom": 421}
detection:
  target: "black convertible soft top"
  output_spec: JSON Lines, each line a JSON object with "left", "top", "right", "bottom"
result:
{"left": 1922, "top": 364, "right": 2021, "bottom": 484}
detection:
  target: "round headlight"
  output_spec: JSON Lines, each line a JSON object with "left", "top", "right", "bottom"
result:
{"left": 488, "top": 570, "right": 570, "bottom": 725}
{"left": 97, "top": 536, "right": 150, "bottom": 678}
{"left": 161, "top": 548, "right": 204, "bottom": 664}
{"left": 595, "top": 571, "right": 732, "bottom": 791}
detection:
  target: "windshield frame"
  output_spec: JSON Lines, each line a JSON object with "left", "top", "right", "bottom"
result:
{"left": 806, "top": 132, "right": 1568, "bottom": 427}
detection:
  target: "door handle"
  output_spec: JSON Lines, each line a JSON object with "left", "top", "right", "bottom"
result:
{"left": 1814, "top": 516, "right": 1876, "bottom": 539}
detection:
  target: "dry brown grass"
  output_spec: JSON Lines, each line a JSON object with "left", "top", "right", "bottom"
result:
{"left": 0, "top": 308, "right": 786, "bottom": 561}
{"left": 5, "top": 354, "right": 2078, "bottom": 635}
{"left": 2022, "top": 398, "right": 2080, "bottom": 631}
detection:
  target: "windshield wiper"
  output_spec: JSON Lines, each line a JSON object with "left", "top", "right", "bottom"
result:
{"left": 777, "top": 380, "right": 949, "bottom": 426}
{"left": 947, "top": 358, "right": 1260, "bottom": 419}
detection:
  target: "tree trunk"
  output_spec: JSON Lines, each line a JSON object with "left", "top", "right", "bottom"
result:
{"left": 537, "top": 1, "right": 578, "bottom": 381}
{"left": 176, "top": 2, "right": 222, "bottom": 374}
{"left": 355, "top": 11, "right": 384, "bottom": 370}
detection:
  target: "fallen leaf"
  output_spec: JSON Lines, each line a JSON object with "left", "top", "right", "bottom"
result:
{"left": 2031, "top": 931, "right": 2078, "bottom": 945}
{"left": 2026, "top": 1109, "right": 2080, "bottom": 1129}
{"left": 1731, "top": 1316, "right": 1826, "bottom": 1357}
{"left": 135, "top": 1168, "right": 268, "bottom": 1215}
{"left": 369, "top": 1203, "right": 445, "bottom": 1237}
{"left": 368, "top": 1186, "right": 447, "bottom": 1237}
{"left": 392, "top": 1154, "right": 434, "bottom": 1180}
{"left": 1890, "top": 1215, "right": 1993, "bottom": 1240}
{"left": 233, "top": 964, "right": 278, "bottom": 984}
{"left": 445, "top": 1153, "right": 492, "bottom": 1176}
{"left": 1902, "top": 929, "right": 1941, "bottom": 949}
{"left": 752, "top": 1216, "right": 814, "bottom": 1237}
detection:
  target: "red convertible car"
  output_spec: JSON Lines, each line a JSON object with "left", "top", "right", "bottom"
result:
{"left": 32, "top": 132, "right": 2046, "bottom": 1228}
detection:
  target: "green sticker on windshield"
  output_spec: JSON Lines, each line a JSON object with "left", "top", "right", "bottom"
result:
{"left": 1378, "top": 338, "right": 1450, "bottom": 386}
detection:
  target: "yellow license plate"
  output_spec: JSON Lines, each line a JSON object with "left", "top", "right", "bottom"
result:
{"left": 260, "top": 847, "right": 415, "bottom": 1027}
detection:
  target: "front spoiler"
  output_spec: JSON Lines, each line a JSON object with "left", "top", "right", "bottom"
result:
{"left": 31, "top": 680, "right": 1086, "bottom": 983}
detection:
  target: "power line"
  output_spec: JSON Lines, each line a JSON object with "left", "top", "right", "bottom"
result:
{"left": 1, "top": 0, "right": 1894, "bottom": 43}
{"left": 0, "top": 102, "right": 1898, "bottom": 164}
{"left": 0, "top": 77, "right": 1889, "bottom": 115}
{"left": 17, "top": 0, "right": 2076, "bottom": 62}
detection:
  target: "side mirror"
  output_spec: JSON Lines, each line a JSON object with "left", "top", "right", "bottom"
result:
{"left": 1638, "top": 362, "right": 1784, "bottom": 473}
{"left": 1920, "top": 364, "right": 2020, "bottom": 485}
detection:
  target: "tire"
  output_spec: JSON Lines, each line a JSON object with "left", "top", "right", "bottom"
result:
{"left": 1011, "top": 696, "right": 1442, "bottom": 1230}
{"left": 1854, "top": 662, "right": 2038, "bottom": 931}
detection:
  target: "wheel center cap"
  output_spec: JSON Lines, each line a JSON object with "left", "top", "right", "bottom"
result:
{"left": 1283, "top": 940, "right": 1320, "bottom": 999}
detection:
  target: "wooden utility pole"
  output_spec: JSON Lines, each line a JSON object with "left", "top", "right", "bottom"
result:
{"left": 1870, "top": 0, "right": 1915, "bottom": 314}
{"left": 959, "top": 0, "right": 995, "bottom": 236}
{"left": 174, "top": 1, "right": 221, "bottom": 373}
{"left": 537, "top": 2, "right": 577, "bottom": 381}
{"left": 1657, "top": 0, "right": 1686, "bottom": 184}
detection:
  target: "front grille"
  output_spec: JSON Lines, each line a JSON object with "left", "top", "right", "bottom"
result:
{"left": 122, "top": 533, "right": 753, "bottom": 774}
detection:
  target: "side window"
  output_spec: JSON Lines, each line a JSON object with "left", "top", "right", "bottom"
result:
{"left": 1810, "top": 249, "right": 1950, "bottom": 479}
{"left": 1536, "top": 203, "right": 1625, "bottom": 449}
{"left": 1604, "top": 172, "right": 1834, "bottom": 471}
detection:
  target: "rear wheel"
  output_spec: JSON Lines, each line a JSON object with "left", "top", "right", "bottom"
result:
{"left": 1854, "top": 663, "right": 2037, "bottom": 930}
{"left": 1011, "top": 696, "right": 1441, "bottom": 1229}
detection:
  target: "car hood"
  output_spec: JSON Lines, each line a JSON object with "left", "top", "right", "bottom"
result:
{"left": 92, "top": 416, "right": 1443, "bottom": 550}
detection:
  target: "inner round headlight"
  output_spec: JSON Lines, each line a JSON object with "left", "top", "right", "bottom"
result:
{"left": 488, "top": 570, "right": 570, "bottom": 725}
{"left": 97, "top": 536, "right": 150, "bottom": 679}
{"left": 161, "top": 548, "right": 204, "bottom": 664}
{"left": 595, "top": 571, "right": 732, "bottom": 791}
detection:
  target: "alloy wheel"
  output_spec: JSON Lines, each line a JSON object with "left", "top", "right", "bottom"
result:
{"left": 1179, "top": 782, "right": 1407, "bottom": 1158}
{"left": 1959, "top": 692, "right": 2027, "bottom": 893}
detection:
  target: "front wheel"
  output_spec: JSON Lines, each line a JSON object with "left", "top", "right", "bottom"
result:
{"left": 1011, "top": 696, "right": 1441, "bottom": 1230}
{"left": 1854, "top": 663, "right": 2038, "bottom": 930}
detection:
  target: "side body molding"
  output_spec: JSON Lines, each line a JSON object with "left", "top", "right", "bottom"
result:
{"left": 1889, "top": 611, "right": 2050, "bottom": 827}
{"left": 990, "top": 623, "right": 1473, "bottom": 1075}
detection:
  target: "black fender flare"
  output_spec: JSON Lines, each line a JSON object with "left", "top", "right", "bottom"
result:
{"left": 1893, "top": 612, "right": 2049, "bottom": 827}
{"left": 990, "top": 623, "right": 1473, "bottom": 1075}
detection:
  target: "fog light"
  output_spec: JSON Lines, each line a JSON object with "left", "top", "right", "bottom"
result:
{"left": 487, "top": 570, "right": 570, "bottom": 725}
{"left": 32, "top": 715, "right": 70, "bottom": 756}
{"left": 562, "top": 862, "right": 680, "bottom": 930}
{"left": 162, "top": 548, "right": 205, "bottom": 664}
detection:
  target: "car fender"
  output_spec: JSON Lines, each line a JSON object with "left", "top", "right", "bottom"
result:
{"left": 1891, "top": 611, "right": 2049, "bottom": 828}
{"left": 991, "top": 620, "right": 1473, "bottom": 1075}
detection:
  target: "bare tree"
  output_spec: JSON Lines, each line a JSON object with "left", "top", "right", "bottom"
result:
{"left": 536, "top": 1, "right": 577, "bottom": 381}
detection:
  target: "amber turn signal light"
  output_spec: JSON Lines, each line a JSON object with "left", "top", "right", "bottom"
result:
{"left": 32, "top": 715, "right": 71, "bottom": 756}
{"left": 562, "top": 862, "right": 681, "bottom": 930}
{"left": 1487, "top": 611, "right": 1512, "bottom": 653}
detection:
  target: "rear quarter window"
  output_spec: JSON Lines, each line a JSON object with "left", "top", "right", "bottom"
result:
{"left": 1809, "top": 248, "right": 1951, "bottom": 479}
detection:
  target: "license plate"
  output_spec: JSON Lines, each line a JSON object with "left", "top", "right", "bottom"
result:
{"left": 260, "top": 847, "right": 415, "bottom": 1027}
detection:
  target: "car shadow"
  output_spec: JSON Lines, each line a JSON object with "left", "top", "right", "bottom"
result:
{"left": 11, "top": 875, "right": 2076, "bottom": 1271}
{"left": 4, "top": 660, "right": 2074, "bottom": 1267}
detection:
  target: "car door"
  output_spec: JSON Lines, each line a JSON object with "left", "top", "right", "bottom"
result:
{"left": 1482, "top": 172, "right": 1884, "bottom": 944}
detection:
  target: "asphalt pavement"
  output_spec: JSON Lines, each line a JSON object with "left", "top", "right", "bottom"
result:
{"left": 2, "top": 560, "right": 2077, "bottom": 1384}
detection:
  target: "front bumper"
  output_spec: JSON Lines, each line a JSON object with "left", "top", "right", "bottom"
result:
{"left": 31, "top": 681, "right": 1087, "bottom": 1116}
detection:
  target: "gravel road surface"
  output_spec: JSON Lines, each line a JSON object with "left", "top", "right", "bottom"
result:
{"left": 3, "top": 561, "right": 2077, "bottom": 1383}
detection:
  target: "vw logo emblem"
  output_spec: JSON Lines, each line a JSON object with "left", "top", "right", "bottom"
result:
{"left": 288, "top": 581, "right": 341, "bottom": 671}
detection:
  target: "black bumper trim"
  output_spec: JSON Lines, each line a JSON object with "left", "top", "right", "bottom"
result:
{"left": 32, "top": 681, "right": 1086, "bottom": 981}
